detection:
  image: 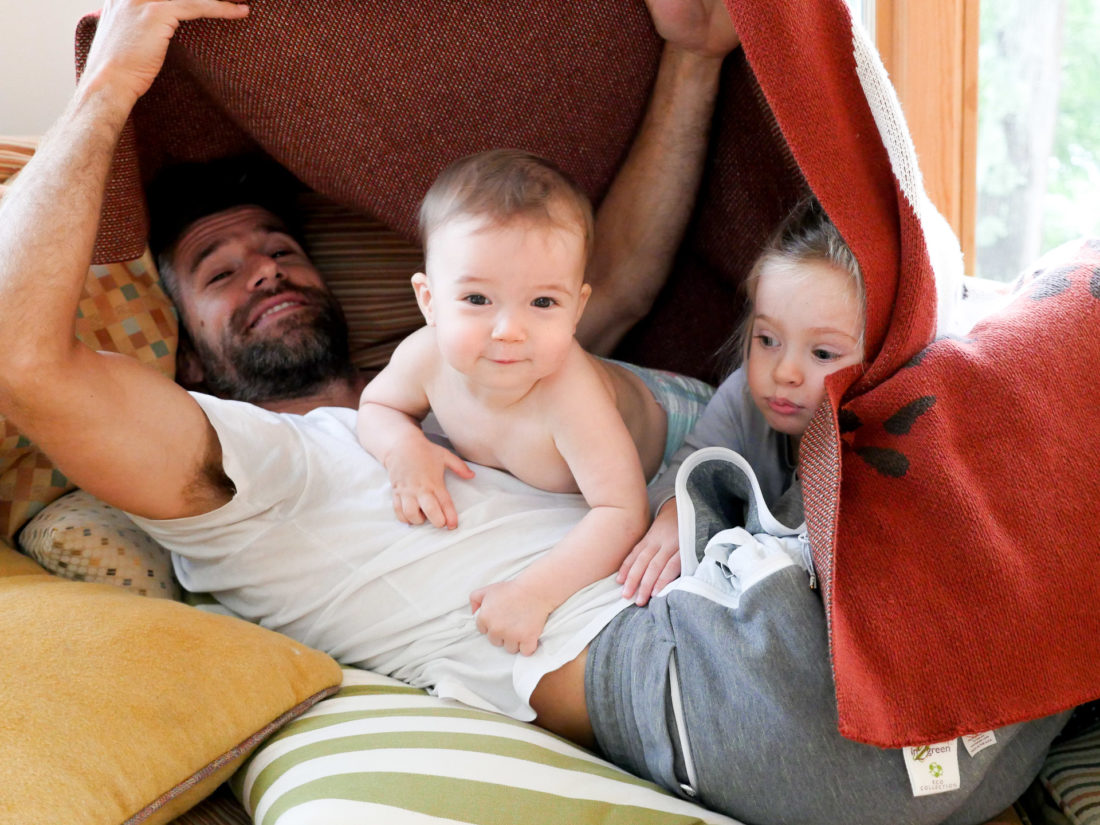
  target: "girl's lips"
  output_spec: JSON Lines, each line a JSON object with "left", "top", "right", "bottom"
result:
{"left": 768, "top": 397, "right": 802, "bottom": 415}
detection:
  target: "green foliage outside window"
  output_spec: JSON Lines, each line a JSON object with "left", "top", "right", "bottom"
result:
{"left": 976, "top": 0, "right": 1100, "bottom": 280}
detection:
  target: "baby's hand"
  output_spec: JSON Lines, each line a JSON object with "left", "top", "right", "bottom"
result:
{"left": 617, "top": 500, "right": 680, "bottom": 605}
{"left": 386, "top": 439, "right": 474, "bottom": 529}
{"left": 469, "top": 580, "right": 554, "bottom": 656}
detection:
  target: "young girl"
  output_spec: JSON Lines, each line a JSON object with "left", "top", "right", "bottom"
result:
{"left": 618, "top": 196, "right": 866, "bottom": 605}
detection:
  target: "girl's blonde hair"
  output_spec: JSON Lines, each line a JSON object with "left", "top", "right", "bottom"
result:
{"left": 726, "top": 197, "right": 865, "bottom": 371}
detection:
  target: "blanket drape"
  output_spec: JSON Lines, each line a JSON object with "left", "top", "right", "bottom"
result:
{"left": 78, "top": 1, "right": 803, "bottom": 382}
{"left": 76, "top": 0, "right": 1100, "bottom": 747}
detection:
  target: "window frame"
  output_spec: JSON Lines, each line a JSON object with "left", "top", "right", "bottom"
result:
{"left": 874, "top": 0, "right": 979, "bottom": 270}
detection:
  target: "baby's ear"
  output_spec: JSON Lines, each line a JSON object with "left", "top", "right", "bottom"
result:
{"left": 575, "top": 282, "right": 592, "bottom": 323}
{"left": 411, "top": 272, "right": 434, "bottom": 325}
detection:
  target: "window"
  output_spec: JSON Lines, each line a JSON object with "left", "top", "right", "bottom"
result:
{"left": 975, "top": 0, "right": 1100, "bottom": 281}
{"left": 846, "top": 0, "right": 874, "bottom": 29}
{"left": 873, "top": 0, "right": 979, "bottom": 271}
{"left": 874, "top": 0, "right": 1099, "bottom": 281}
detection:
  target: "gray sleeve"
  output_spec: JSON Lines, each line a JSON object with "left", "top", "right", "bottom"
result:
{"left": 648, "top": 368, "right": 751, "bottom": 514}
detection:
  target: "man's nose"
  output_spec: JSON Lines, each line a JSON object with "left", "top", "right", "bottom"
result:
{"left": 246, "top": 254, "right": 285, "bottom": 290}
{"left": 491, "top": 311, "right": 525, "bottom": 342}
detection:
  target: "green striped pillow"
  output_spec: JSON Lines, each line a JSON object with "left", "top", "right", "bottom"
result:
{"left": 232, "top": 668, "right": 739, "bottom": 825}
{"left": 1038, "top": 723, "right": 1100, "bottom": 825}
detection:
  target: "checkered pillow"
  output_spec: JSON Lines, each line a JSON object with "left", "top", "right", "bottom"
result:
{"left": 18, "top": 489, "right": 180, "bottom": 599}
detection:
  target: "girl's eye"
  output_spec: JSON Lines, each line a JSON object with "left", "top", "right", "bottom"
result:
{"left": 813, "top": 348, "right": 840, "bottom": 362}
{"left": 754, "top": 333, "right": 778, "bottom": 348}
{"left": 463, "top": 294, "right": 489, "bottom": 306}
{"left": 532, "top": 296, "right": 557, "bottom": 308}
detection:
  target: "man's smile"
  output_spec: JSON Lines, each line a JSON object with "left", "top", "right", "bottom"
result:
{"left": 244, "top": 292, "right": 314, "bottom": 331}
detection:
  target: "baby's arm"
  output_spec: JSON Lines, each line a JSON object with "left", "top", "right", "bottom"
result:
{"left": 470, "top": 355, "right": 649, "bottom": 655}
{"left": 358, "top": 330, "right": 473, "bottom": 529}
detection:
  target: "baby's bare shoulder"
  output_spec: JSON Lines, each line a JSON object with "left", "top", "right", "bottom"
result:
{"left": 535, "top": 346, "right": 618, "bottom": 426}
{"left": 537, "top": 343, "right": 609, "bottom": 393}
{"left": 387, "top": 326, "right": 440, "bottom": 370}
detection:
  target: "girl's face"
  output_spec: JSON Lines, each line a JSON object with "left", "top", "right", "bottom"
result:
{"left": 745, "top": 258, "right": 864, "bottom": 442}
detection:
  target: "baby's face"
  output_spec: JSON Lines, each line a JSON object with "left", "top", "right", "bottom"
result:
{"left": 745, "top": 259, "right": 864, "bottom": 440}
{"left": 418, "top": 216, "right": 590, "bottom": 391}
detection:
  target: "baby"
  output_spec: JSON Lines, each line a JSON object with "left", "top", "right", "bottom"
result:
{"left": 358, "top": 149, "right": 682, "bottom": 655}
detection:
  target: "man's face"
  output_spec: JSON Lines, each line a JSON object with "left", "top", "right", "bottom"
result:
{"left": 169, "top": 205, "right": 352, "bottom": 402}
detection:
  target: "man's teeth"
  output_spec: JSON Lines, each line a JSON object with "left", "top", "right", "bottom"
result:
{"left": 259, "top": 301, "right": 296, "bottom": 320}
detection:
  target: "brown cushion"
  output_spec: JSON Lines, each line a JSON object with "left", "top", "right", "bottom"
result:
{"left": 78, "top": 3, "right": 805, "bottom": 382}
{"left": 297, "top": 192, "right": 424, "bottom": 372}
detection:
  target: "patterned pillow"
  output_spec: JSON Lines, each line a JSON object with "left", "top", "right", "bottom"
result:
{"left": 232, "top": 667, "right": 741, "bottom": 825}
{"left": 0, "top": 138, "right": 177, "bottom": 546}
{"left": 18, "top": 488, "right": 180, "bottom": 599}
{"left": 0, "top": 544, "right": 342, "bottom": 825}
{"left": 297, "top": 192, "right": 424, "bottom": 373}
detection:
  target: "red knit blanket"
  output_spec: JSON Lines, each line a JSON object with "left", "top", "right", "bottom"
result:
{"left": 77, "top": 0, "right": 1100, "bottom": 746}
{"left": 726, "top": 3, "right": 1100, "bottom": 746}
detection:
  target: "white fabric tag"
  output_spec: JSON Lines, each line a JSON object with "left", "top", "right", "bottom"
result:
{"left": 902, "top": 740, "right": 961, "bottom": 796}
{"left": 962, "top": 731, "right": 997, "bottom": 757}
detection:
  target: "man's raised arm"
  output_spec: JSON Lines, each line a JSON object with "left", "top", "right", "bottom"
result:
{"left": 577, "top": 0, "right": 740, "bottom": 355}
{"left": 0, "top": 0, "right": 250, "bottom": 520}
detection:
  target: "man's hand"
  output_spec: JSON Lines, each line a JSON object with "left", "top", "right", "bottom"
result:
{"left": 577, "top": 0, "right": 738, "bottom": 354}
{"left": 82, "top": 0, "right": 250, "bottom": 109}
{"left": 617, "top": 498, "right": 680, "bottom": 605}
{"left": 643, "top": 0, "right": 740, "bottom": 59}
{"left": 470, "top": 580, "right": 555, "bottom": 657}
{"left": 385, "top": 437, "right": 474, "bottom": 529}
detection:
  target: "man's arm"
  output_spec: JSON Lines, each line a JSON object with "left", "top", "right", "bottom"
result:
{"left": 0, "top": 0, "right": 249, "bottom": 520}
{"left": 577, "top": 0, "right": 740, "bottom": 355}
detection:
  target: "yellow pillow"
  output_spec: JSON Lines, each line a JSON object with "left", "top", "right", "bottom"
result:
{"left": 0, "top": 546, "right": 342, "bottom": 825}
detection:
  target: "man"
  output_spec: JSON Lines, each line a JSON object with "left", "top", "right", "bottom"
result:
{"left": 0, "top": 2, "right": 1067, "bottom": 823}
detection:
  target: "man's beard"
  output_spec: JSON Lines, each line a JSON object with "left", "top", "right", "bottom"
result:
{"left": 189, "top": 286, "right": 356, "bottom": 404}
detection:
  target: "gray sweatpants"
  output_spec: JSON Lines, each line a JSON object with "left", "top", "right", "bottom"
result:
{"left": 585, "top": 565, "right": 1069, "bottom": 825}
